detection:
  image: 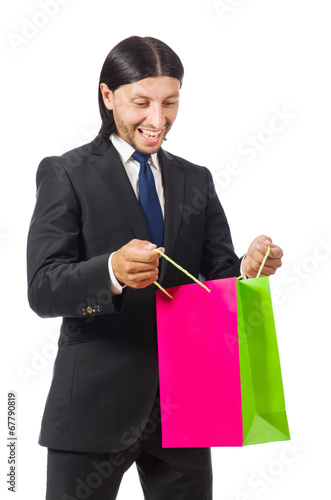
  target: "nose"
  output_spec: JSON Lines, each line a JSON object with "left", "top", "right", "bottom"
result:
{"left": 147, "top": 103, "right": 166, "bottom": 130}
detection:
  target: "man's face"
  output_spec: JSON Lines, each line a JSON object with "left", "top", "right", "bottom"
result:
{"left": 100, "top": 76, "right": 180, "bottom": 154}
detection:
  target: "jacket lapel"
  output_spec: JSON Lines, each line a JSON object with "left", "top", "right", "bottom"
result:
{"left": 158, "top": 149, "right": 185, "bottom": 282}
{"left": 90, "top": 139, "right": 151, "bottom": 241}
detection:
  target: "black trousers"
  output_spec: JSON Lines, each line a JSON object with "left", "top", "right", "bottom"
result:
{"left": 46, "top": 400, "right": 212, "bottom": 500}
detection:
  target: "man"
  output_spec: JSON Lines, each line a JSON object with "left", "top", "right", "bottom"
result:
{"left": 27, "top": 36, "right": 282, "bottom": 500}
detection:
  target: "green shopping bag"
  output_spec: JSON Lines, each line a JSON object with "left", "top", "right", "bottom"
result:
{"left": 236, "top": 276, "right": 290, "bottom": 445}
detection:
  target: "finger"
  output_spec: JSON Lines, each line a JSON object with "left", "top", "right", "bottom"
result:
{"left": 131, "top": 240, "right": 165, "bottom": 255}
{"left": 113, "top": 254, "right": 160, "bottom": 282}
{"left": 249, "top": 248, "right": 267, "bottom": 265}
{"left": 122, "top": 258, "right": 160, "bottom": 275}
{"left": 260, "top": 262, "right": 280, "bottom": 274}
{"left": 255, "top": 235, "right": 273, "bottom": 247}
{"left": 254, "top": 243, "right": 283, "bottom": 260}
{"left": 127, "top": 240, "right": 160, "bottom": 258}
{"left": 146, "top": 242, "right": 157, "bottom": 251}
{"left": 256, "top": 256, "right": 282, "bottom": 274}
{"left": 253, "top": 252, "right": 282, "bottom": 270}
{"left": 244, "top": 257, "right": 261, "bottom": 275}
{"left": 126, "top": 269, "right": 160, "bottom": 288}
{"left": 125, "top": 247, "right": 163, "bottom": 264}
{"left": 268, "top": 245, "right": 283, "bottom": 259}
{"left": 244, "top": 261, "right": 276, "bottom": 278}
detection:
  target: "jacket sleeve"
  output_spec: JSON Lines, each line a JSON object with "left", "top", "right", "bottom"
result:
{"left": 199, "top": 168, "right": 242, "bottom": 280}
{"left": 27, "top": 157, "right": 124, "bottom": 319}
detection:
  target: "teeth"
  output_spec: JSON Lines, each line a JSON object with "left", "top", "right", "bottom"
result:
{"left": 140, "top": 129, "right": 161, "bottom": 139}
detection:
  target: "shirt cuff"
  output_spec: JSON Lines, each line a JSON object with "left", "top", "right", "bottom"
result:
{"left": 240, "top": 254, "right": 248, "bottom": 278}
{"left": 108, "top": 252, "right": 125, "bottom": 295}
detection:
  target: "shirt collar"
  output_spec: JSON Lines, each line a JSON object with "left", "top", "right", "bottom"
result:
{"left": 110, "top": 133, "right": 159, "bottom": 169}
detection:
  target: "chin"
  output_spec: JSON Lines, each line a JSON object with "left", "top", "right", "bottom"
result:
{"left": 137, "top": 146, "right": 162, "bottom": 156}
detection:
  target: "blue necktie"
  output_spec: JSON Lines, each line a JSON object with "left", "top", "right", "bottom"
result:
{"left": 132, "top": 151, "right": 164, "bottom": 248}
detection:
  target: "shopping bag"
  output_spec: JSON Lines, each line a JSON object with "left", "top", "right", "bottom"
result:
{"left": 155, "top": 274, "right": 290, "bottom": 447}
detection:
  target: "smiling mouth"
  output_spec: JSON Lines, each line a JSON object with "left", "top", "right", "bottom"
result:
{"left": 138, "top": 128, "right": 163, "bottom": 140}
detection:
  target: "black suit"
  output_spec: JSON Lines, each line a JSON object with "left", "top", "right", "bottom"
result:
{"left": 27, "top": 137, "right": 241, "bottom": 497}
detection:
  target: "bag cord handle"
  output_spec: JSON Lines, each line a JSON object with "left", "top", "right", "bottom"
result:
{"left": 152, "top": 246, "right": 271, "bottom": 299}
{"left": 153, "top": 249, "right": 210, "bottom": 298}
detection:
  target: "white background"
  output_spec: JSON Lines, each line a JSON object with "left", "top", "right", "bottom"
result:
{"left": 1, "top": 0, "right": 330, "bottom": 498}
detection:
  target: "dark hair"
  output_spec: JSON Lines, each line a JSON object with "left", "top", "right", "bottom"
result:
{"left": 97, "top": 36, "right": 184, "bottom": 144}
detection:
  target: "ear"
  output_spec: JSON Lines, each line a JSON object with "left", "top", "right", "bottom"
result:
{"left": 100, "top": 83, "right": 114, "bottom": 110}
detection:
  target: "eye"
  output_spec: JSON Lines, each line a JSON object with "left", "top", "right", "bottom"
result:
{"left": 163, "top": 101, "right": 178, "bottom": 108}
{"left": 133, "top": 101, "right": 149, "bottom": 107}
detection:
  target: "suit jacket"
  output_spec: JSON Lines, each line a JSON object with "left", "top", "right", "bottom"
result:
{"left": 27, "top": 138, "right": 241, "bottom": 453}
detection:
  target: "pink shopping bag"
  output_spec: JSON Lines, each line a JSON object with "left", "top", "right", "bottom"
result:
{"left": 156, "top": 277, "right": 243, "bottom": 448}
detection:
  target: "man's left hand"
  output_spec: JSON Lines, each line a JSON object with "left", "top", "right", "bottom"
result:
{"left": 242, "top": 235, "right": 283, "bottom": 278}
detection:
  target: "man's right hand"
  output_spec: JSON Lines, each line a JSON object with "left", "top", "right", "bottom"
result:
{"left": 112, "top": 239, "right": 165, "bottom": 289}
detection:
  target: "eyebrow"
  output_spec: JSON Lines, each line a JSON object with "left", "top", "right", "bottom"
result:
{"left": 130, "top": 93, "right": 180, "bottom": 99}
